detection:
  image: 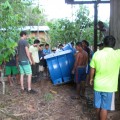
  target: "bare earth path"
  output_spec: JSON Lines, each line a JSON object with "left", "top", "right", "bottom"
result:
{"left": 0, "top": 77, "right": 119, "bottom": 120}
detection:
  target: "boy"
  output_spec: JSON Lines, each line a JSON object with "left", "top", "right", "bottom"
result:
{"left": 5, "top": 51, "right": 19, "bottom": 86}
{"left": 72, "top": 42, "right": 88, "bottom": 99}
{"left": 18, "top": 31, "right": 36, "bottom": 94}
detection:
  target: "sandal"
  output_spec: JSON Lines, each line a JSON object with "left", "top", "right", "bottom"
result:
{"left": 80, "top": 95, "right": 87, "bottom": 100}
{"left": 71, "top": 96, "right": 80, "bottom": 100}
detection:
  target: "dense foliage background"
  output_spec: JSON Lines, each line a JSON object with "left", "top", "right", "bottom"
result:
{"left": 0, "top": 0, "right": 46, "bottom": 64}
{"left": 0, "top": 0, "right": 94, "bottom": 64}
{"left": 47, "top": 6, "right": 94, "bottom": 47}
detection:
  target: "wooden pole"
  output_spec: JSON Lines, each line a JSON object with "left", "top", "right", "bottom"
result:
{"left": 94, "top": 2, "right": 98, "bottom": 51}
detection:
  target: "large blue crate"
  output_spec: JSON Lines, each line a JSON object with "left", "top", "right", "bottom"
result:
{"left": 45, "top": 54, "right": 62, "bottom": 85}
{"left": 44, "top": 50, "right": 75, "bottom": 85}
{"left": 66, "top": 52, "right": 75, "bottom": 72}
{"left": 57, "top": 51, "right": 71, "bottom": 83}
{"left": 63, "top": 43, "right": 76, "bottom": 54}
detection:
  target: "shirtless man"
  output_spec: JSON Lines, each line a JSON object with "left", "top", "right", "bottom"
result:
{"left": 72, "top": 42, "right": 88, "bottom": 99}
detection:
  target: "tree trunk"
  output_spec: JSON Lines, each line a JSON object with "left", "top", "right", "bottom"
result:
{"left": 110, "top": 0, "right": 120, "bottom": 49}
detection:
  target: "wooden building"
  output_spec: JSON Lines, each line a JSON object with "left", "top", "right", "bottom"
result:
{"left": 22, "top": 26, "right": 50, "bottom": 43}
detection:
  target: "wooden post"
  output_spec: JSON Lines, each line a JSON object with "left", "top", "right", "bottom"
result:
{"left": 94, "top": 2, "right": 98, "bottom": 52}
{"left": 110, "top": 0, "right": 120, "bottom": 49}
{"left": 65, "top": 0, "right": 110, "bottom": 51}
{"left": 0, "top": 70, "right": 6, "bottom": 94}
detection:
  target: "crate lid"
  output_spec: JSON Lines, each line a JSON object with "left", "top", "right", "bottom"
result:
{"left": 44, "top": 50, "right": 72, "bottom": 59}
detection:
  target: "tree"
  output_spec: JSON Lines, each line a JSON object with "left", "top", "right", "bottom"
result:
{"left": 0, "top": 0, "right": 30, "bottom": 64}
{"left": 25, "top": 5, "right": 47, "bottom": 26}
{"left": 47, "top": 5, "right": 94, "bottom": 47}
{"left": 47, "top": 19, "right": 75, "bottom": 46}
{"left": 74, "top": 5, "right": 94, "bottom": 43}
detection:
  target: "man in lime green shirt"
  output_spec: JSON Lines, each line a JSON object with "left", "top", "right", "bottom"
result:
{"left": 90, "top": 35, "right": 120, "bottom": 120}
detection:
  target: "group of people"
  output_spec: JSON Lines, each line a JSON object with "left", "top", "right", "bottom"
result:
{"left": 4, "top": 31, "right": 52, "bottom": 93}
{"left": 3, "top": 31, "right": 78, "bottom": 93}
{"left": 70, "top": 21, "right": 120, "bottom": 120}
{"left": 72, "top": 36, "right": 120, "bottom": 120}
{"left": 1, "top": 28, "right": 120, "bottom": 120}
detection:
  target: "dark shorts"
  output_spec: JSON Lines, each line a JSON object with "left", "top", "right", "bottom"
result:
{"left": 74, "top": 67, "right": 87, "bottom": 83}
{"left": 86, "top": 64, "right": 90, "bottom": 74}
{"left": 31, "top": 63, "right": 39, "bottom": 76}
{"left": 43, "top": 60, "right": 47, "bottom": 68}
{"left": 86, "top": 61, "right": 90, "bottom": 74}
{"left": 39, "top": 59, "right": 46, "bottom": 66}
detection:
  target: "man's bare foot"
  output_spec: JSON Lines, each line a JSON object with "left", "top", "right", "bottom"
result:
{"left": 10, "top": 83, "right": 13, "bottom": 86}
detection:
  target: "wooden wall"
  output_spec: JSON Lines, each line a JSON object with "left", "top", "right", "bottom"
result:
{"left": 110, "top": 0, "right": 120, "bottom": 49}
{"left": 29, "top": 31, "right": 49, "bottom": 43}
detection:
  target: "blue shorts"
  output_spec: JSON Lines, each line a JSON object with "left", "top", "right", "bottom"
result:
{"left": 94, "top": 91, "right": 115, "bottom": 111}
{"left": 74, "top": 67, "right": 87, "bottom": 83}
{"left": 19, "top": 61, "right": 32, "bottom": 75}
{"left": 86, "top": 64, "right": 90, "bottom": 74}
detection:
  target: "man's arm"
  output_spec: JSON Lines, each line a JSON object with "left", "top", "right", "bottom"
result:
{"left": 25, "top": 46, "right": 32, "bottom": 65}
{"left": 116, "top": 49, "right": 120, "bottom": 63}
{"left": 29, "top": 52, "right": 35, "bottom": 65}
{"left": 90, "top": 67, "right": 95, "bottom": 85}
{"left": 72, "top": 53, "right": 79, "bottom": 74}
{"left": 16, "top": 54, "right": 19, "bottom": 66}
{"left": 85, "top": 52, "right": 88, "bottom": 66}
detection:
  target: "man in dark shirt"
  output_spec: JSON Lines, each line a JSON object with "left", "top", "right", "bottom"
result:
{"left": 18, "top": 31, "right": 36, "bottom": 94}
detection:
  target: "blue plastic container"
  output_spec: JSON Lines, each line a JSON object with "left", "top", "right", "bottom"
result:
{"left": 44, "top": 54, "right": 62, "bottom": 85}
{"left": 56, "top": 51, "right": 71, "bottom": 83}
{"left": 63, "top": 43, "right": 74, "bottom": 53}
{"left": 44, "top": 50, "right": 75, "bottom": 85}
{"left": 66, "top": 52, "right": 75, "bottom": 72}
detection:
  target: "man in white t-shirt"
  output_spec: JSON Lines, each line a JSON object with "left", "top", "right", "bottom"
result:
{"left": 29, "top": 39, "right": 40, "bottom": 83}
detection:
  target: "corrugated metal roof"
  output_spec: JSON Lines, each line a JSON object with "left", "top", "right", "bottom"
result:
{"left": 22, "top": 26, "right": 50, "bottom": 31}
{"left": 0, "top": 26, "right": 50, "bottom": 31}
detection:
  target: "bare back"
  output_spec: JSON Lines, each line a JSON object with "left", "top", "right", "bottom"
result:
{"left": 76, "top": 50, "right": 88, "bottom": 67}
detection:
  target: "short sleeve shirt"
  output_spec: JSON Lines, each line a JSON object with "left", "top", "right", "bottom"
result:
{"left": 6, "top": 49, "right": 17, "bottom": 66}
{"left": 29, "top": 45, "right": 39, "bottom": 63}
{"left": 43, "top": 49, "right": 51, "bottom": 55}
{"left": 6, "top": 56, "right": 16, "bottom": 66}
{"left": 18, "top": 39, "right": 29, "bottom": 61}
{"left": 90, "top": 48, "right": 120, "bottom": 92}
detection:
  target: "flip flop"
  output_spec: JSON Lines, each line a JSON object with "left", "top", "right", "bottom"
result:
{"left": 80, "top": 95, "right": 87, "bottom": 100}
{"left": 71, "top": 96, "right": 80, "bottom": 100}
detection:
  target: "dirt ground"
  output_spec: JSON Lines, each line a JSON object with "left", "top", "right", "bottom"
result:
{"left": 0, "top": 76, "right": 120, "bottom": 120}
